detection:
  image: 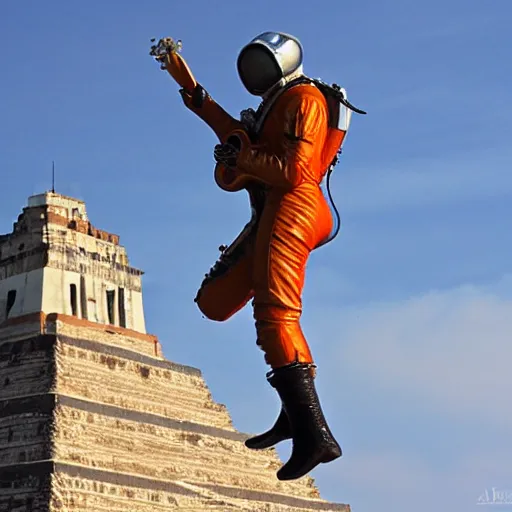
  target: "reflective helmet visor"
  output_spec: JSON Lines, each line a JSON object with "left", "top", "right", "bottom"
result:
{"left": 237, "top": 45, "right": 283, "bottom": 96}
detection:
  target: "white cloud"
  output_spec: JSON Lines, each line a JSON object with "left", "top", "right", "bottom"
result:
{"left": 315, "top": 274, "right": 512, "bottom": 427}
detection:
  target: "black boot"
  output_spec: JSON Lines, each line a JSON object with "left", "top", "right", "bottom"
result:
{"left": 245, "top": 406, "right": 291, "bottom": 450}
{"left": 269, "top": 362, "right": 342, "bottom": 481}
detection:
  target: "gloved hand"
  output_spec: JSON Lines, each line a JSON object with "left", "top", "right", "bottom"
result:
{"left": 179, "top": 84, "right": 207, "bottom": 109}
{"left": 214, "top": 143, "right": 239, "bottom": 167}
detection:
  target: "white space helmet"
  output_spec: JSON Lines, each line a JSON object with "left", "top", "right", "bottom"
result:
{"left": 237, "top": 32, "right": 303, "bottom": 96}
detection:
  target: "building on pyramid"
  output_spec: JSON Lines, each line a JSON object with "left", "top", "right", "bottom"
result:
{"left": 0, "top": 191, "right": 350, "bottom": 511}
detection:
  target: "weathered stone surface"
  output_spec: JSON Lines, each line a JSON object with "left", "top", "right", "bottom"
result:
{"left": 0, "top": 462, "right": 51, "bottom": 512}
{"left": 0, "top": 193, "right": 146, "bottom": 332}
{"left": 54, "top": 336, "right": 231, "bottom": 430}
{"left": 0, "top": 321, "right": 349, "bottom": 511}
{"left": 46, "top": 316, "right": 162, "bottom": 358}
{"left": 0, "top": 335, "right": 55, "bottom": 400}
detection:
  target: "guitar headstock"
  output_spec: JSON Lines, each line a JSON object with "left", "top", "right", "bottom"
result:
{"left": 149, "top": 37, "right": 183, "bottom": 69}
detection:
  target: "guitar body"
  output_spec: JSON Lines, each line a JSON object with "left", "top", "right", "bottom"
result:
{"left": 214, "top": 129, "right": 260, "bottom": 193}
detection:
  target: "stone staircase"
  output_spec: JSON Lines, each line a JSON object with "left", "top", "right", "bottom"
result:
{"left": 0, "top": 314, "right": 350, "bottom": 511}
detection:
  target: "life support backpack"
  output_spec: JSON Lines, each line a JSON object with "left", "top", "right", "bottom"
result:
{"left": 247, "top": 76, "right": 366, "bottom": 248}
{"left": 306, "top": 78, "right": 366, "bottom": 247}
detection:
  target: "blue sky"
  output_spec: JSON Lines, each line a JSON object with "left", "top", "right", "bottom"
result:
{"left": 1, "top": 1, "right": 511, "bottom": 511}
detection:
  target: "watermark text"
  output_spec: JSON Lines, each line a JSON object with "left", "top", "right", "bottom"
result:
{"left": 478, "top": 488, "right": 512, "bottom": 505}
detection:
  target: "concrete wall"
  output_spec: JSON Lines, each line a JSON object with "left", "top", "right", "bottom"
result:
{"left": 0, "top": 193, "right": 147, "bottom": 334}
{"left": 0, "top": 264, "right": 145, "bottom": 333}
{"left": 0, "top": 269, "right": 44, "bottom": 323}
{"left": 41, "top": 267, "right": 145, "bottom": 332}
{"left": 129, "top": 287, "right": 146, "bottom": 333}
{"left": 28, "top": 192, "right": 88, "bottom": 221}
{"left": 42, "top": 267, "right": 80, "bottom": 319}
{"left": 42, "top": 267, "right": 146, "bottom": 333}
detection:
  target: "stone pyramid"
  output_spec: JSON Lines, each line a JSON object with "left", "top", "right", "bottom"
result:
{"left": 0, "top": 192, "right": 349, "bottom": 511}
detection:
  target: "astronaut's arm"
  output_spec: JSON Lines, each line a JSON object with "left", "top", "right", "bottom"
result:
{"left": 180, "top": 85, "right": 243, "bottom": 142}
{"left": 235, "top": 93, "right": 327, "bottom": 190}
{"left": 162, "top": 51, "right": 241, "bottom": 141}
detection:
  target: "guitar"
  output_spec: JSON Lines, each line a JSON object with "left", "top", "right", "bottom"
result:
{"left": 150, "top": 37, "right": 260, "bottom": 195}
{"left": 213, "top": 129, "right": 259, "bottom": 193}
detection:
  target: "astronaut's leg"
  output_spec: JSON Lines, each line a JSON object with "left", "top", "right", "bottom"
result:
{"left": 246, "top": 208, "right": 341, "bottom": 480}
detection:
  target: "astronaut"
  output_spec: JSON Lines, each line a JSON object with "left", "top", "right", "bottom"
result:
{"left": 158, "top": 32, "right": 355, "bottom": 480}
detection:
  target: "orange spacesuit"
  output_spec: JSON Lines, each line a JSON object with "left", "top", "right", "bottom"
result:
{"left": 152, "top": 31, "right": 363, "bottom": 481}
{"left": 196, "top": 82, "right": 334, "bottom": 367}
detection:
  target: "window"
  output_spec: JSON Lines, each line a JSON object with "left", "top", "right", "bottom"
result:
{"left": 70, "top": 284, "right": 78, "bottom": 316}
{"left": 5, "top": 290, "right": 16, "bottom": 318}
{"left": 80, "top": 276, "right": 88, "bottom": 320}
{"left": 106, "top": 290, "right": 115, "bottom": 324}
{"left": 118, "top": 287, "right": 126, "bottom": 328}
